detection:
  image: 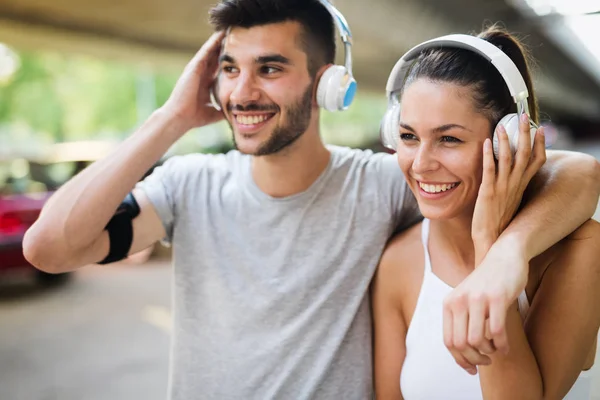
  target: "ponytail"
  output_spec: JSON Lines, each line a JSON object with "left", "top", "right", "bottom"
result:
{"left": 478, "top": 26, "right": 539, "bottom": 124}
{"left": 405, "top": 23, "right": 539, "bottom": 129}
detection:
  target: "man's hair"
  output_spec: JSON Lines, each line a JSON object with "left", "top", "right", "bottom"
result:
{"left": 209, "top": 0, "right": 336, "bottom": 77}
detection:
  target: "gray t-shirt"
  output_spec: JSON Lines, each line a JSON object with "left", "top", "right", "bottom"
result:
{"left": 138, "top": 145, "right": 419, "bottom": 400}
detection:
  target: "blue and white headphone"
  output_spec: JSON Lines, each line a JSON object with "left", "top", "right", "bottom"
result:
{"left": 210, "top": 0, "right": 357, "bottom": 112}
{"left": 315, "top": 0, "right": 357, "bottom": 112}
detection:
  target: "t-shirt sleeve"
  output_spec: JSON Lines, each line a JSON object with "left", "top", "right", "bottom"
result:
{"left": 135, "top": 155, "right": 188, "bottom": 245}
{"left": 373, "top": 152, "right": 422, "bottom": 234}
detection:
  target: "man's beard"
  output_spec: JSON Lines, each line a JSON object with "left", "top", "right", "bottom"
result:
{"left": 228, "top": 83, "right": 313, "bottom": 156}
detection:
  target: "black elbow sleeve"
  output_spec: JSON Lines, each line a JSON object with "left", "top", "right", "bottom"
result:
{"left": 98, "top": 192, "right": 141, "bottom": 265}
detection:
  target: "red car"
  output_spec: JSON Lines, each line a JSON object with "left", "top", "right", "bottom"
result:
{"left": 0, "top": 141, "right": 120, "bottom": 284}
{"left": 0, "top": 141, "right": 161, "bottom": 284}
{"left": 0, "top": 189, "right": 65, "bottom": 284}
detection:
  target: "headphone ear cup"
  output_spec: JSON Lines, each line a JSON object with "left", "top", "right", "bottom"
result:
{"left": 380, "top": 103, "right": 401, "bottom": 151}
{"left": 316, "top": 65, "right": 356, "bottom": 112}
{"left": 493, "top": 113, "right": 537, "bottom": 159}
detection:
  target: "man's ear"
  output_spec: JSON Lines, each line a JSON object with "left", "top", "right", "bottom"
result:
{"left": 312, "top": 63, "right": 333, "bottom": 107}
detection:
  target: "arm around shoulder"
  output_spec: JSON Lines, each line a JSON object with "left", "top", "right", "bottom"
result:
{"left": 526, "top": 149, "right": 599, "bottom": 211}
{"left": 502, "top": 149, "right": 600, "bottom": 261}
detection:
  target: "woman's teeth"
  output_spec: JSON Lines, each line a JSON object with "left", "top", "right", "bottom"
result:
{"left": 235, "top": 114, "right": 271, "bottom": 125}
{"left": 419, "top": 182, "right": 458, "bottom": 193}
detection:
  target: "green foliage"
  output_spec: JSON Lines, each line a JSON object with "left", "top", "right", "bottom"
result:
{"left": 321, "top": 94, "right": 387, "bottom": 147}
{"left": 0, "top": 46, "right": 387, "bottom": 153}
{"left": 0, "top": 52, "right": 64, "bottom": 141}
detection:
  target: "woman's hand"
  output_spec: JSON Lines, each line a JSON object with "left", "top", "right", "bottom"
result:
{"left": 471, "top": 114, "right": 546, "bottom": 262}
{"left": 444, "top": 114, "right": 546, "bottom": 373}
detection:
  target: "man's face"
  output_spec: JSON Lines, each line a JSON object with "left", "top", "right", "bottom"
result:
{"left": 216, "top": 21, "right": 316, "bottom": 156}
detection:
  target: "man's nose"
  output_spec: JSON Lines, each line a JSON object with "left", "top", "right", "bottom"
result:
{"left": 230, "top": 73, "right": 260, "bottom": 105}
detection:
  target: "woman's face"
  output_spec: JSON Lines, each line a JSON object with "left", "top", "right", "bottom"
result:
{"left": 396, "top": 79, "right": 493, "bottom": 220}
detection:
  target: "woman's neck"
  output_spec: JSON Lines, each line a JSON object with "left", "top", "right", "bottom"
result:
{"left": 429, "top": 213, "right": 477, "bottom": 272}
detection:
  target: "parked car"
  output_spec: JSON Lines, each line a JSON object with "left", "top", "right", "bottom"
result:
{"left": 0, "top": 184, "right": 60, "bottom": 283}
{"left": 0, "top": 141, "right": 160, "bottom": 286}
{"left": 0, "top": 154, "right": 75, "bottom": 285}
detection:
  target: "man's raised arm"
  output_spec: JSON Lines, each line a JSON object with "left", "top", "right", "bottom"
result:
{"left": 504, "top": 149, "right": 600, "bottom": 259}
{"left": 23, "top": 32, "right": 226, "bottom": 273}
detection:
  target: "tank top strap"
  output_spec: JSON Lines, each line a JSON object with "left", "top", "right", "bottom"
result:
{"left": 517, "top": 289, "right": 530, "bottom": 321}
{"left": 420, "top": 219, "right": 433, "bottom": 273}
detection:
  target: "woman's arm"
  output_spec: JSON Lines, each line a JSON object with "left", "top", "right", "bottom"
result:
{"left": 524, "top": 219, "right": 600, "bottom": 399}
{"left": 477, "top": 303, "right": 543, "bottom": 399}
{"left": 372, "top": 242, "right": 409, "bottom": 400}
{"left": 477, "top": 219, "right": 600, "bottom": 399}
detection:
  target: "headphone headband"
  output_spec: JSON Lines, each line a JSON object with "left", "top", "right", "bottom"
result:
{"left": 380, "top": 33, "right": 538, "bottom": 155}
{"left": 317, "top": 0, "right": 353, "bottom": 75}
{"left": 385, "top": 34, "right": 529, "bottom": 106}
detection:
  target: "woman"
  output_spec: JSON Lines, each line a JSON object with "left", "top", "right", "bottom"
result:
{"left": 372, "top": 27, "right": 600, "bottom": 399}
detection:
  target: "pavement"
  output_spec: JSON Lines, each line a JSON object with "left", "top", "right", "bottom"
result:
{"left": 0, "top": 258, "right": 599, "bottom": 400}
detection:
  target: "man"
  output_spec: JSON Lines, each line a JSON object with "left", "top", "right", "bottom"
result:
{"left": 23, "top": 0, "right": 600, "bottom": 399}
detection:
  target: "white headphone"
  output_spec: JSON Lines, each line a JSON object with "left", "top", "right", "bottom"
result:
{"left": 315, "top": 0, "right": 357, "bottom": 112}
{"left": 211, "top": 1, "right": 357, "bottom": 112}
{"left": 380, "top": 34, "right": 538, "bottom": 157}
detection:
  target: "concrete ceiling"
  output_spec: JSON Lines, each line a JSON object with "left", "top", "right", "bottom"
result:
{"left": 1, "top": 0, "right": 600, "bottom": 126}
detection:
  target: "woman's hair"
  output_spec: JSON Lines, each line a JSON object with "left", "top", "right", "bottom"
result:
{"left": 403, "top": 25, "right": 539, "bottom": 129}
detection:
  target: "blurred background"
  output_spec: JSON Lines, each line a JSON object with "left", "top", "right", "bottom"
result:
{"left": 0, "top": 0, "right": 599, "bottom": 399}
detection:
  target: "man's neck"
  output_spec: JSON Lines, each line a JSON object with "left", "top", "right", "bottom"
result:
{"left": 251, "top": 131, "right": 330, "bottom": 198}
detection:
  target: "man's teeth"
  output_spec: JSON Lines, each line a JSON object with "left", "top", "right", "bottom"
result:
{"left": 419, "top": 182, "right": 458, "bottom": 193}
{"left": 235, "top": 114, "right": 270, "bottom": 125}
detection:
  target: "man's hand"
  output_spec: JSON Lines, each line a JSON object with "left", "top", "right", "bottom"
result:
{"left": 471, "top": 114, "right": 546, "bottom": 260}
{"left": 162, "top": 31, "right": 226, "bottom": 132}
{"left": 443, "top": 241, "right": 528, "bottom": 374}
{"left": 444, "top": 114, "right": 546, "bottom": 374}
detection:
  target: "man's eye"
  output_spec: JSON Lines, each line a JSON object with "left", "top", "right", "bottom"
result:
{"left": 222, "top": 66, "right": 238, "bottom": 74}
{"left": 441, "top": 136, "right": 462, "bottom": 143}
{"left": 400, "top": 133, "right": 417, "bottom": 141}
{"left": 261, "top": 66, "right": 281, "bottom": 74}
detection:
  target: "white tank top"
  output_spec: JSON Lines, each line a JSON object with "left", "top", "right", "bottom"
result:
{"left": 399, "top": 219, "right": 594, "bottom": 399}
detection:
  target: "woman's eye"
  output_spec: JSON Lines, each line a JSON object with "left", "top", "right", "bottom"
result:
{"left": 400, "top": 133, "right": 417, "bottom": 141}
{"left": 441, "top": 136, "right": 462, "bottom": 143}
